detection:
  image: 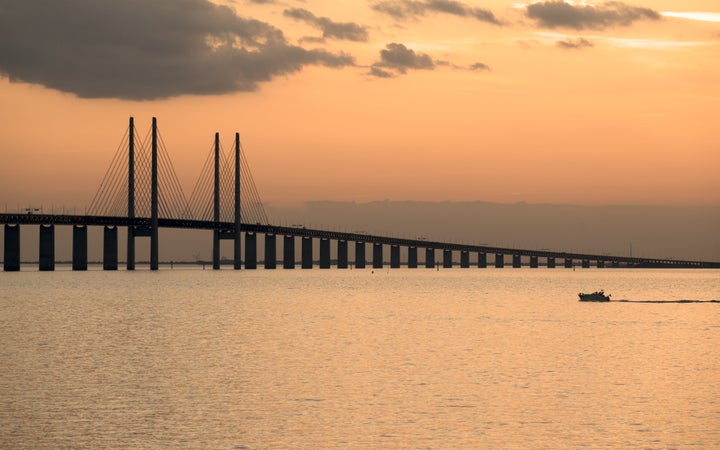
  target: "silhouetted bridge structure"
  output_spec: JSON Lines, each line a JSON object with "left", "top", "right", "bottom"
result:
{"left": 3, "top": 118, "right": 719, "bottom": 271}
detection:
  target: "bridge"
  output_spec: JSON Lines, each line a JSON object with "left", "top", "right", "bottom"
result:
{"left": 2, "top": 118, "right": 719, "bottom": 271}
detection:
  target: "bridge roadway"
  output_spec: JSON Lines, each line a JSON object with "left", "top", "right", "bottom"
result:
{"left": 2, "top": 213, "right": 718, "bottom": 269}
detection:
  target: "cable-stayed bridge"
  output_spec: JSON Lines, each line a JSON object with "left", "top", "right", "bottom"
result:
{"left": 2, "top": 118, "right": 718, "bottom": 271}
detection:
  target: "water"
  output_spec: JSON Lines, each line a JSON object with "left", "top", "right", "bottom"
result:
{"left": 1, "top": 268, "right": 718, "bottom": 449}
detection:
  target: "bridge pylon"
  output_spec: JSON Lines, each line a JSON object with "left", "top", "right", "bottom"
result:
{"left": 212, "top": 131, "right": 243, "bottom": 270}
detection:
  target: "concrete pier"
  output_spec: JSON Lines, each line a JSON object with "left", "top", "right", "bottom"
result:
{"left": 547, "top": 257, "right": 556, "bottom": 268}
{"left": 103, "top": 226, "right": 118, "bottom": 270}
{"left": 564, "top": 258, "right": 573, "bottom": 268}
{"left": 373, "top": 243, "right": 383, "bottom": 269}
{"left": 302, "top": 237, "right": 312, "bottom": 269}
{"left": 478, "top": 252, "right": 487, "bottom": 268}
{"left": 337, "top": 240, "right": 348, "bottom": 268}
{"left": 495, "top": 253, "right": 504, "bottom": 268}
{"left": 72, "top": 225, "right": 87, "bottom": 271}
{"left": 264, "top": 234, "right": 276, "bottom": 269}
{"left": 460, "top": 250, "right": 470, "bottom": 268}
{"left": 355, "top": 242, "right": 365, "bottom": 269}
{"left": 512, "top": 254, "right": 521, "bottom": 268}
{"left": 320, "top": 238, "right": 331, "bottom": 269}
{"left": 582, "top": 259, "right": 590, "bottom": 268}
{"left": 597, "top": 260, "right": 605, "bottom": 268}
{"left": 390, "top": 245, "right": 400, "bottom": 268}
{"left": 425, "top": 248, "right": 435, "bottom": 268}
{"left": 443, "top": 249, "right": 452, "bottom": 268}
{"left": 283, "top": 235, "right": 295, "bottom": 269}
{"left": 245, "top": 232, "right": 257, "bottom": 269}
{"left": 530, "top": 255, "right": 539, "bottom": 268}
{"left": 408, "top": 246, "right": 418, "bottom": 268}
{"left": 39, "top": 224, "right": 55, "bottom": 271}
{"left": 4, "top": 224, "right": 20, "bottom": 271}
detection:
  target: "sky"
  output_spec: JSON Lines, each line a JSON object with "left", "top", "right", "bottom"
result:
{"left": 1, "top": 0, "right": 719, "bottom": 213}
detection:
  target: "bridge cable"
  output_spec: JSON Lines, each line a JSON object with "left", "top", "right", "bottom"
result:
{"left": 88, "top": 130, "right": 129, "bottom": 215}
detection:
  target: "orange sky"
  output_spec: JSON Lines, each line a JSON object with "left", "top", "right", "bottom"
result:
{"left": 0, "top": 0, "right": 718, "bottom": 212}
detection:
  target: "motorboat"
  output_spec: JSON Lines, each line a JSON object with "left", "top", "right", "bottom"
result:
{"left": 578, "top": 290, "right": 611, "bottom": 302}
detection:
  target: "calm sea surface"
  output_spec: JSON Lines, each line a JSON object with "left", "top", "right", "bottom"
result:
{"left": 1, "top": 268, "right": 718, "bottom": 449}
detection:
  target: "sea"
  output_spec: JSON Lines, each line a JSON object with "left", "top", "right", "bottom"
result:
{"left": 1, "top": 267, "right": 718, "bottom": 449}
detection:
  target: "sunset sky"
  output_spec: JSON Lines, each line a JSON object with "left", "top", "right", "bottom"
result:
{"left": 1, "top": 0, "right": 718, "bottom": 212}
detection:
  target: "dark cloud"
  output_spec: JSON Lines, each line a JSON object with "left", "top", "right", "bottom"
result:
{"left": 369, "top": 66, "right": 395, "bottom": 78}
{"left": 283, "top": 8, "right": 369, "bottom": 42}
{"left": 469, "top": 62, "right": 491, "bottom": 71}
{"left": 526, "top": 1, "right": 661, "bottom": 30}
{"left": 0, "top": 0, "right": 354, "bottom": 100}
{"left": 369, "top": 43, "right": 435, "bottom": 77}
{"left": 372, "top": 0, "right": 501, "bottom": 25}
{"left": 556, "top": 37, "right": 594, "bottom": 49}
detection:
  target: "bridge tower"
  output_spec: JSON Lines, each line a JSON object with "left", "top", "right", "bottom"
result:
{"left": 234, "top": 133, "right": 242, "bottom": 270}
{"left": 127, "top": 117, "right": 135, "bottom": 270}
{"left": 123, "top": 117, "right": 159, "bottom": 270}
{"left": 211, "top": 132, "right": 243, "bottom": 269}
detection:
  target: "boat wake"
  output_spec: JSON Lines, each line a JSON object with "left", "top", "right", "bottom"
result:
{"left": 612, "top": 299, "right": 720, "bottom": 304}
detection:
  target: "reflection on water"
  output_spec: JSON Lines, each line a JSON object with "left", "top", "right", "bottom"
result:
{"left": 1, "top": 269, "right": 718, "bottom": 448}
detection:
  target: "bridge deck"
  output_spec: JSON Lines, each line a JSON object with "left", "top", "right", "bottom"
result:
{"left": 1, "top": 213, "right": 718, "bottom": 268}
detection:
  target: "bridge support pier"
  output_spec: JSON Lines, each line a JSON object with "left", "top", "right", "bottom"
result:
{"left": 530, "top": 256, "right": 538, "bottom": 268}
{"left": 564, "top": 258, "right": 573, "bottom": 268}
{"left": 319, "top": 238, "right": 331, "bottom": 269}
{"left": 582, "top": 259, "right": 590, "bottom": 268}
{"left": 39, "top": 224, "right": 55, "bottom": 271}
{"left": 302, "top": 237, "right": 313, "bottom": 269}
{"left": 408, "top": 246, "right": 418, "bottom": 268}
{"left": 337, "top": 240, "right": 348, "bottom": 268}
{"left": 443, "top": 249, "right": 452, "bottom": 268}
{"left": 597, "top": 260, "right": 605, "bottom": 268}
{"left": 373, "top": 243, "right": 383, "bottom": 269}
{"left": 460, "top": 251, "right": 469, "bottom": 268}
{"left": 478, "top": 252, "right": 487, "bottom": 268}
{"left": 512, "top": 254, "right": 521, "bottom": 268}
{"left": 264, "top": 234, "right": 276, "bottom": 269}
{"left": 127, "top": 227, "right": 135, "bottom": 270}
{"left": 4, "top": 224, "right": 20, "bottom": 271}
{"left": 547, "top": 257, "right": 555, "bottom": 268}
{"left": 425, "top": 248, "right": 435, "bottom": 269}
{"left": 390, "top": 245, "right": 400, "bottom": 268}
{"left": 213, "top": 229, "right": 220, "bottom": 270}
{"left": 495, "top": 253, "right": 504, "bottom": 268}
{"left": 283, "top": 236, "right": 295, "bottom": 269}
{"left": 103, "top": 226, "right": 118, "bottom": 270}
{"left": 355, "top": 242, "right": 365, "bottom": 269}
{"left": 72, "top": 225, "right": 87, "bottom": 271}
{"left": 245, "top": 233, "right": 257, "bottom": 269}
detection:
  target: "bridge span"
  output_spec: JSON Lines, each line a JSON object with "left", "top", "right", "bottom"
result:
{"left": 2, "top": 213, "right": 718, "bottom": 271}
{"left": 3, "top": 117, "right": 718, "bottom": 271}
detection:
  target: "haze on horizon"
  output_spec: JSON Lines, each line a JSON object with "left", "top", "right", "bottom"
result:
{"left": 1, "top": 0, "right": 718, "bottom": 212}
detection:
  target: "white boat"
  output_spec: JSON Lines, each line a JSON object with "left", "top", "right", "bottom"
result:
{"left": 578, "top": 290, "right": 611, "bottom": 302}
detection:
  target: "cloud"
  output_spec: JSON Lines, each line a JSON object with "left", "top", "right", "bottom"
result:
{"left": 526, "top": 1, "right": 661, "bottom": 30}
{"left": 0, "top": 0, "right": 354, "bottom": 100}
{"left": 556, "top": 37, "right": 594, "bottom": 49}
{"left": 283, "top": 8, "right": 369, "bottom": 42}
{"left": 372, "top": 0, "right": 501, "bottom": 25}
{"left": 369, "top": 43, "right": 435, "bottom": 77}
{"left": 469, "top": 62, "right": 491, "bottom": 71}
{"left": 369, "top": 66, "right": 396, "bottom": 78}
